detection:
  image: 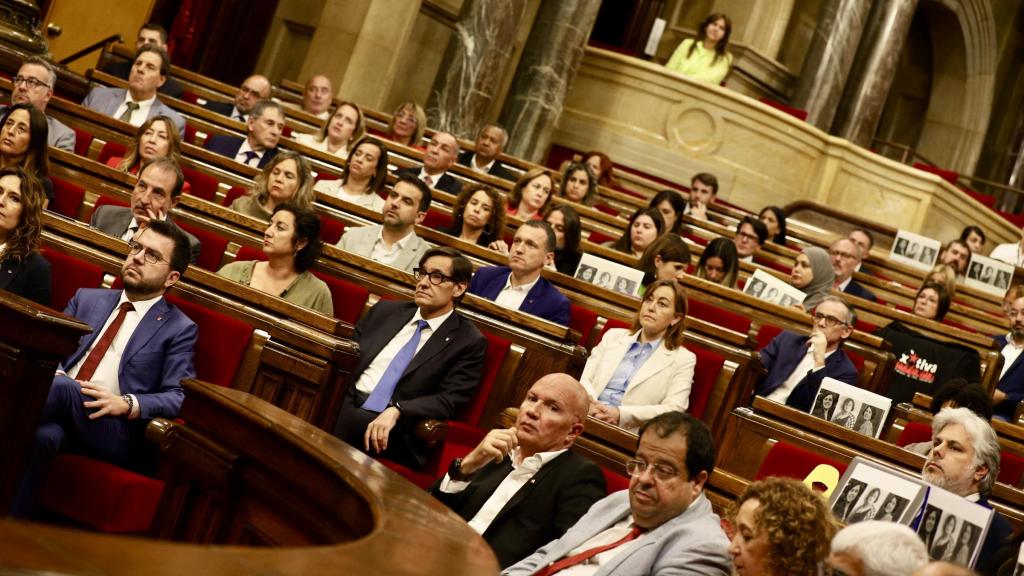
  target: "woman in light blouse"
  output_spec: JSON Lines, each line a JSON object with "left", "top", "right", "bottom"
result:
{"left": 313, "top": 136, "right": 388, "bottom": 210}
{"left": 293, "top": 101, "right": 365, "bottom": 159}
{"left": 581, "top": 279, "right": 696, "bottom": 430}
{"left": 665, "top": 13, "right": 733, "bottom": 85}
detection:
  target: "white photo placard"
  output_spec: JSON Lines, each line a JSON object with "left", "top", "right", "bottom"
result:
{"left": 812, "top": 377, "right": 892, "bottom": 439}
{"left": 742, "top": 268, "right": 806, "bottom": 308}
{"left": 891, "top": 230, "right": 942, "bottom": 271}
{"left": 574, "top": 253, "right": 646, "bottom": 298}
{"left": 1011, "top": 542, "right": 1024, "bottom": 576}
{"left": 964, "top": 253, "right": 1014, "bottom": 297}
{"left": 830, "top": 457, "right": 927, "bottom": 526}
{"left": 916, "top": 485, "right": 993, "bottom": 568}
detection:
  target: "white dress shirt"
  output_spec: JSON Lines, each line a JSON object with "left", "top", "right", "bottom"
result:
{"left": 234, "top": 139, "right": 265, "bottom": 167}
{"left": 417, "top": 167, "right": 448, "bottom": 189}
{"left": 354, "top": 308, "right": 453, "bottom": 395}
{"left": 468, "top": 154, "right": 496, "bottom": 175}
{"left": 66, "top": 293, "right": 163, "bottom": 418}
{"left": 439, "top": 447, "right": 567, "bottom": 534}
{"left": 836, "top": 276, "right": 853, "bottom": 292}
{"left": 494, "top": 273, "right": 539, "bottom": 311}
{"left": 120, "top": 217, "right": 142, "bottom": 241}
{"left": 555, "top": 516, "right": 646, "bottom": 575}
{"left": 369, "top": 228, "right": 419, "bottom": 266}
{"left": 765, "top": 348, "right": 834, "bottom": 403}
{"left": 1000, "top": 333, "right": 1024, "bottom": 379}
{"left": 113, "top": 94, "right": 156, "bottom": 127}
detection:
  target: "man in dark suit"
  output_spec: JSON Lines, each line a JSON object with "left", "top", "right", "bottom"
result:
{"left": 204, "top": 100, "right": 284, "bottom": 169}
{"left": 100, "top": 23, "right": 184, "bottom": 99}
{"left": 432, "top": 373, "right": 605, "bottom": 567}
{"left": 333, "top": 247, "right": 487, "bottom": 468}
{"left": 90, "top": 158, "right": 201, "bottom": 263}
{"left": 457, "top": 124, "right": 514, "bottom": 181}
{"left": 468, "top": 221, "right": 571, "bottom": 326}
{"left": 203, "top": 74, "right": 271, "bottom": 123}
{"left": 12, "top": 219, "right": 198, "bottom": 517}
{"left": 396, "top": 131, "right": 463, "bottom": 194}
{"left": 83, "top": 45, "right": 185, "bottom": 135}
{"left": 831, "top": 238, "right": 877, "bottom": 302}
{"left": 755, "top": 296, "right": 859, "bottom": 411}
{"left": 993, "top": 285, "right": 1024, "bottom": 421}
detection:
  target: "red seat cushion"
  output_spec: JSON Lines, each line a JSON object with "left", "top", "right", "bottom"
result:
{"left": 999, "top": 450, "right": 1024, "bottom": 486}
{"left": 40, "top": 454, "right": 164, "bottom": 533}
{"left": 913, "top": 163, "right": 959, "bottom": 186}
{"left": 165, "top": 295, "right": 252, "bottom": 387}
{"left": 49, "top": 176, "right": 86, "bottom": 219}
{"left": 314, "top": 171, "right": 340, "bottom": 183}
{"left": 602, "top": 467, "right": 630, "bottom": 494}
{"left": 588, "top": 230, "right": 617, "bottom": 245}
{"left": 844, "top": 348, "right": 867, "bottom": 375}
{"left": 755, "top": 324, "right": 784, "bottom": 351}
{"left": 222, "top": 185, "right": 248, "bottom": 207}
{"left": 181, "top": 165, "right": 219, "bottom": 202}
{"left": 593, "top": 204, "right": 620, "bottom": 217}
{"left": 319, "top": 215, "right": 346, "bottom": 246}
{"left": 98, "top": 141, "right": 128, "bottom": 166}
{"left": 40, "top": 248, "right": 105, "bottom": 311}
{"left": 73, "top": 128, "right": 93, "bottom": 157}
{"left": 756, "top": 440, "right": 847, "bottom": 481}
{"left": 688, "top": 299, "right": 751, "bottom": 334}
{"left": 181, "top": 90, "right": 199, "bottom": 104}
{"left": 422, "top": 209, "right": 454, "bottom": 232}
{"left": 896, "top": 421, "right": 933, "bottom": 447}
{"left": 687, "top": 344, "right": 726, "bottom": 420}
{"left": 184, "top": 123, "right": 198, "bottom": 145}
{"left": 235, "top": 245, "right": 267, "bottom": 262}
{"left": 312, "top": 271, "right": 369, "bottom": 324}
{"left": 175, "top": 220, "right": 229, "bottom": 271}
{"left": 569, "top": 304, "right": 599, "bottom": 346}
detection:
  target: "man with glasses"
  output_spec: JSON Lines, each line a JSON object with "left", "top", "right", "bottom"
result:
{"left": 12, "top": 219, "right": 197, "bottom": 518}
{"left": 203, "top": 74, "right": 271, "bottom": 123}
{"left": 732, "top": 216, "right": 767, "bottom": 263}
{"left": 90, "top": 157, "right": 201, "bottom": 263}
{"left": 992, "top": 285, "right": 1024, "bottom": 421}
{"left": 504, "top": 411, "right": 731, "bottom": 575}
{"left": 831, "top": 238, "right": 876, "bottom": 302}
{"left": 754, "top": 295, "right": 859, "bottom": 411}
{"left": 332, "top": 246, "right": 486, "bottom": 468}
{"left": 1, "top": 56, "right": 75, "bottom": 151}
{"left": 336, "top": 175, "right": 431, "bottom": 273}
{"left": 431, "top": 373, "right": 605, "bottom": 568}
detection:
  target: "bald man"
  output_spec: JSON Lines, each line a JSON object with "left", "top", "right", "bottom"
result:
{"left": 302, "top": 74, "right": 333, "bottom": 119}
{"left": 396, "top": 131, "right": 464, "bottom": 194}
{"left": 431, "top": 374, "right": 606, "bottom": 568}
{"left": 204, "top": 74, "right": 271, "bottom": 123}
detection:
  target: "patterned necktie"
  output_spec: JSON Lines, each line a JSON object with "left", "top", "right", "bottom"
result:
{"left": 532, "top": 525, "right": 645, "bottom": 576}
{"left": 361, "top": 320, "right": 429, "bottom": 412}
{"left": 118, "top": 101, "right": 140, "bottom": 123}
{"left": 76, "top": 301, "right": 135, "bottom": 382}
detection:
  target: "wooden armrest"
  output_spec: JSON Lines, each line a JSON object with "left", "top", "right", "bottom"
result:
{"left": 415, "top": 419, "right": 450, "bottom": 448}
{"left": 1014, "top": 401, "right": 1024, "bottom": 425}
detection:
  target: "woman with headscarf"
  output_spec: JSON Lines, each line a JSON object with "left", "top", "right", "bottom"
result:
{"left": 789, "top": 246, "right": 834, "bottom": 311}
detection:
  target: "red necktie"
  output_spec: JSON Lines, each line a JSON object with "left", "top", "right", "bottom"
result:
{"left": 532, "top": 525, "right": 644, "bottom": 576}
{"left": 75, "top": 302, "right": 134, "bottom": 381}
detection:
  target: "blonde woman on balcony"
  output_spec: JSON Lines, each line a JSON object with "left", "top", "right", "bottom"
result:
{"left": 665, "top": 13, "right": 733, "bottom": 85}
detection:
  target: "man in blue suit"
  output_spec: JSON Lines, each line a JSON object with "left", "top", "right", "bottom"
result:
{"left": 755, "top": 295, "right": 859, "bottom": 412}
{"left": 82, "top": 45, "right": 185, "bottom": 136}
{"left": 12, "top": 219, "right": 198, "bottom": 518}
{"left": 468, "top": 220, "right": 570, "bottom": 326}
{"left": 204, "top": 100, "right": 284, "bottom": 169}
{"left": 993, "top": 285, "right": 1024, "bottom": 421}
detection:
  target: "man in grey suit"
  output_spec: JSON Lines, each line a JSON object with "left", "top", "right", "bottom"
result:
{"left": 503, "top": 412, "right": 732, "bottom": 576}
{"left": 3, "top": 56, "right": 75, "bottom": 152}
{"left": 82, "top": 45, "right": 185, "bottom": 136}
{"left": 90, "top": 157, "right": 201, "bottom": 263}
{"left": 336, "top": 175, "right": 431, "bottom": 273}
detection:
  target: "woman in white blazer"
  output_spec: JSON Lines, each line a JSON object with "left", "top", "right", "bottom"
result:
{"left": 582, "top": 279, "right": 696, "bottom": 430}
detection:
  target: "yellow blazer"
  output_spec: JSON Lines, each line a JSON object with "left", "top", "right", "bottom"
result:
{"left": 581, "top": 328, "right": 696, "bottom": 430}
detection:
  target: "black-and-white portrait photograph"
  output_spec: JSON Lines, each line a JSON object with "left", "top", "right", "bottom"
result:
{"left": 576, "top": 253, "right": 645, "bottom": 297}
{"left": 917, "top": 482, "right": 995, "bottom": 568}
{"left": 918, "top": 505, "right": 943, "bottom": 551}
{"left": 819, "top": 377, "right": 893, "bottom": 439}
{"left": 597, "top": 271, "right": 613, "bottom": 289}
{"left": 996, "top": 270, "right": 1012, "bottom": 291}
{"left": 964, "top": 253, "right": 1015, "bottom": 298}
{"left": 854, "top": 404, "right": 880, "bottom": 437}
{"left": 778, "top": 294, "right": 799, "bottom": 307}
{"left": 810, "top": 390, "right": 838, "bottom": 421}
{"left": 920, "top": 246, "right": 937, "bottom": 265}
{"left": 891, "top": 230, "right": 942, "bottom": 272}
{"left": 895, "top": 238, "right": 909, "bottom": 256}
{"left": 744, "top": 269, "right": 806, "bottom": 307}
{"left": 874, "top": 493, "right": 910, "bottom": 522}
{"left": 765, "top": 286, "right": 779, "bottom": 301}
{"left": 831, "top": 479, "right": 866, "bottom": 522}
{"left": 576, "top": 264, "right": 596, "bottom": 283}
{"left": 950, "top": 521, "right": 982, "bottom": 565}
{"left": 613, "top": 277, "right": 636, "bottom": 296}
{"left": 906, "top": 241, "right": 921, "bottom": 261}
{"left": 746, "top": 278, "right": 766, "bottom": 298}
{"left": 830, "top": 456, "right": 928, "bottom": 529}
{"left": 831, "top": 396, "right": 857, "bottom": 429}
{"left": 930, "top": 514, "right": 959, "bottom": 561}
{"left": 968, "top": 261, "right": 983, "bottom": 280}
{"left": 846, "top": 486, "right": 883, "bottom": 523}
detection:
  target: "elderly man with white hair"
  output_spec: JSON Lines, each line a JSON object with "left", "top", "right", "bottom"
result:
{"left": 921, "top": 407, "right": 1013, "bottom": 575}
{"left": 826, "top": 520, "right": 928, "bottom": 575}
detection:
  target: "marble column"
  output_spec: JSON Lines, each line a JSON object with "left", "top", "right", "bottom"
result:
{"left": 427, "top": 0, "right": 528, "bottom": 140}
{"left": 831, "top": 0, "right": 918, "bottom": 148}
{"left": 498, "top": 0, "right": 602, "bottom": 163}
{"left": 791, "top": 0, "right": 874, "bottom": 131}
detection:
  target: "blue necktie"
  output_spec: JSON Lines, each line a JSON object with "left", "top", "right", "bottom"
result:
{"left": 361, "top": 320, "right": 429, "bottom": 412}
{"left": 242, "top": 150, "right": 259, "bottom": 165}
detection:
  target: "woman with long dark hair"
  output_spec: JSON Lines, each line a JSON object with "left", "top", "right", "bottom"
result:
{"left": 649, "top": 190, "right": 686, "bottom": 235}
{"left": 0, "top": 103, "right": 52, "bottom": 205}
{"left": 759, "top": 206, "right": 787, "bottom": 245}
{"left": 0, "top": 167, "right": 49, "bottom": 304}
{"left": 696, "top": 237, "right": 739, "bottom": 288}
{"left": 608, "top": 208, "right": 664, "bottom": 258}
{"left": 665, "top": 13, "right": 733, "bottom": 84}
{"left": 545, "top": 205, "right": 582, "bottom": 276}
{"left": 313, "top": 136, "right": 388, "bottom": 210}
{"left": 443, "top": 184, "right": 506, "bottom": 247}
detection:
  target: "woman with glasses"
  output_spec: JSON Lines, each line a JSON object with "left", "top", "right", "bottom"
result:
{"left": 386, "top": 101, "right": 426, "bottom": 148}
{"left": 217, "top": 202, "right": 332, "bottom": 315}
{"left": 0, "top": 167, "right": 50, "bottom": 305}
{"left": 726, "top": 477, "right": 835, "bottom": 576}
{"left": 581, "top": 280, "right": 695, "bottom": 431}
{"left": 0, "top": 103, "right": 52, "bottom": 207}
{"left": 912, "top": 282, "right": 951, "bottom": 322}
{"left": 789, "top": 246, "right": 834, "bottom": 310}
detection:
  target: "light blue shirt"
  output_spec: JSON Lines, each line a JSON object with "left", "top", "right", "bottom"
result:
{"left": 597, "top": 337, "right": 660, "bottom": 406}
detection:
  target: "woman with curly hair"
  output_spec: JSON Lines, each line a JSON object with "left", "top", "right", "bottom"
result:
{"left": 582, "top": 151, "right": 616, "bottom": 188}
{"left": 230, "top": 150, "right": 315, "bottom": 221}
{"left": 442, "top": 184, "right": 505, "bottom": 247}
{"left": 0, "top": 167, "right": 50, "bottom": 304}
{"left": 728, "top": 477, "right": 836, "bottom": 575}
{"left": 506, "top": 168, "right": 554, "bottom": 221}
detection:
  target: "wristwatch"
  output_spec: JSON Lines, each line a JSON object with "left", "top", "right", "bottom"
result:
{"left": 449, "top": 457, "right": 472, "bottom": 481}
{"left": 122, "top": 393, "right": 134, "bottom": 416}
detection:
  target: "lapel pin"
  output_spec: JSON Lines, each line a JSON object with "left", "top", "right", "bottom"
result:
{"left": 156, "top": 315, "right": 164, "bottom": 321}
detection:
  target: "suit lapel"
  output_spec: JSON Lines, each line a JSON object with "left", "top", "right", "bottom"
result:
{"left": 464, "top": 459, "right": 515, "bottom": 519}
{"left": 358, "top": 305, "right": 415, "bottom": 374}
{"left": 403, "top": 312, "right": 459, "bottom": 375}
{"left": 122, "top": 297, "right": 172, "bottom": 364}
{"left": 624, "top": 344, "right": 672, "bottom": 398}
{"left": 487, "top": 452, "right": 569, "bottom": 529}
{"left": 65, "top": 291, "right": 122, "bottom": 368}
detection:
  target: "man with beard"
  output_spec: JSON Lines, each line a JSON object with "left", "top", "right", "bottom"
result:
{"left": 336, "top": 175, "right": 431, "bottom": 273}
{"left": 921, "top": 408, "right": 1012, "bottom": 574}
{"left": 503, "top": 411, "right": 731, "bottom": 576}
{"left": 11, "top": 219, "right": 197, "bottom": 517}
{"left": 993, "top": 285, "right": 1024, "bottom": 421}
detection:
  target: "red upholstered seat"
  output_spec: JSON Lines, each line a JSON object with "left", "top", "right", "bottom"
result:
{"left": 913, "top": 162, "right": 959, "bottom": 186}
{"left": 174, "top": 220, "right": 229, "bottom": 271}
{"left": 569, "top": 304, "right": 599, "bottom": 347}
{"left": 312, "top": 271, "right": 370, "bottom": 324}
{"left": 73, "top": 128, "right": 93, "bottom": 157}
{"left": 40, "top": 454, "right": 164, "bottom": 533}
{"left": 602, "top": 467, "right": 630, "bottom": 494}
{"left": 999, "top": 450, "right": 1024, "bottom": 487}
{"left": 49, "top": 176, "right": 86, "bottom": 219}
{"left": 683, "top": 233, "right": 708, "bottom": 246}
{"left": 165, "top": 295, "right": 253, "bottom": 387}
{"left": 222, "top": 185, "right": 248, "bottom": 207}
{"left": 98, "top": 141, "right": 128, "bottom": 166}
{"left": 844, "top": 348, "right": 867, "bottom": 374}
{"left": 755, "top": 440, "right": 847, "bottom": 481}
{"left": 755, "top": 323, "right": 784, "bottom": 351}
{"left": 89, "top": 195, "right": 130, "bottom": 220}
{"left": 40, "top": 248, "right": 105, "bottom": 311}
{"left": 422, "top": 209, "right": 454, "bottom": 231}
{"left": 999, "top": 211, "right": 1024, "bottom": 229}
{"left": 686, "top": 344, "right": 726, "bottom": 420}
{"left": 282, "top": 125, "right": 293, "bottom": 138}
{"left": 594, "top": 317, "right": 631, "bottom": 348}
{"left": 181, "top": 165, "right": 220, "bottom": 202}
{"left": 593, "top": 204, "right": 620, "bottom": 217}
{"left": 319, "top": 215, "right": 346, "bottom": 245}
{"left": 181, "top": 90, "right": 199, "bottom": 104}
{"left": 235, "top": 245, "right": 267, "bottom": 262}
{"left": 184, "top": 123, "right": 198, "bottom": 145}
{"left": 588, "top": 229, "right": 617, "bottom": 245}
{"left": 688, "top": 299, "right": 751, "bottom": 334}
{"left": 314, "top": 171, "right": 340, "bottom": 183}
{"left": 896, "top": 421, "right": 932, "bottom": 447}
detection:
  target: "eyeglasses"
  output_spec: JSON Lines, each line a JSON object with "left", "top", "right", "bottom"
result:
{"left": 736, "top": 232, "right": 759, "bottom": 243}
{"left": 829, "top": 249, "right": 857, "bottom": 261}
{"left": 625, "top": 459, "right": 679, "bottom": 481}
{"left": 812, "top": 312, "right": 848, "bottom": 328}
{"left": 12, "top": 75, "right": 50, "bottom": 89}
{"left": 413, "top": 268, "right": 453, "bottom": 286}
{"left": 127, "top": 240, "right": 167, "bottom": 265}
